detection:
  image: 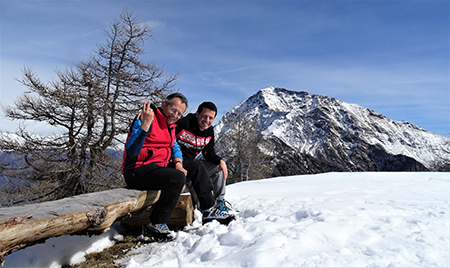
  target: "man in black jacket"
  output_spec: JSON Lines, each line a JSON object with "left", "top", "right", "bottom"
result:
{"left": 175, "top": 102, "right": 234, "bottom": 216}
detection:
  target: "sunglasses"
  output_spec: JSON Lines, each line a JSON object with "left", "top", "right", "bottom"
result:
{"left": 168, "top": 106, "right": 183, "bottom": 117}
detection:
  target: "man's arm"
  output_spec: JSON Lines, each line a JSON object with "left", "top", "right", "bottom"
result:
{"left": 172, "top": 138, "right": 187, "bottom": 176}
{"left": 203, "top": 132, "right": 223, "bottom": 165}
{"left": 125, "top": 119, "right": 150, "bottom": 158}
{"left": 202, "top": 130, "right": 227, "bottom": 180}
{"left": 172, "top": 138, "right": 183, "bottom": 160}
{"left": 218, "top": 159, "right": 228, "bottom": 180}
{"left": 125, "top": 101, "right": 155, "bottom": 158}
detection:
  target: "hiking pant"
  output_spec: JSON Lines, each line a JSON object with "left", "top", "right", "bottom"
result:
{"left": 202, "top": 160, "right": 226, "bottom": 201}
{"left": 184, "top": 160, "right": 226, "bottom": 209}
{"left": 123, "top": 163, "right": 186, "bottom": 224}
{"left": 183, "top": 160, "right": 216, "bottom": 211}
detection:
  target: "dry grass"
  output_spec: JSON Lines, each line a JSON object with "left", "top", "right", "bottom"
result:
{"left": 64, "top": 235, "right": 137, "bottom": 268}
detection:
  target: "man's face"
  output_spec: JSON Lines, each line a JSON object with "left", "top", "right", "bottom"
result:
{"left": 196, "top": 108, "right": 216, "bottom": 131}
{"left": 162, "top": 97, "right": 186, "bottom": 124}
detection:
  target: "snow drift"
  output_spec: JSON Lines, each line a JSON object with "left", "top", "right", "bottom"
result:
{"left": 4, "top": 172, "right": 449, "bottom": 267}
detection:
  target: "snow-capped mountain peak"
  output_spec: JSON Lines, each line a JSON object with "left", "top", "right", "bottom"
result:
{"left": 215, "top": 87, "right": 449, "bottom": 175}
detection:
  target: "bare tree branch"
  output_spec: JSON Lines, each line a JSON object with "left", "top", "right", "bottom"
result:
{"left": 0, "top": 9, "right": 176, "bottom": 205}
{"left": 216, "top": 105, "right": 274, "bottom": 183}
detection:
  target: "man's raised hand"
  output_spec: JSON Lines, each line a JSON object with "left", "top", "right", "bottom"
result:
{"left": 139, "top": 100, "right": 154, "bottom": 132}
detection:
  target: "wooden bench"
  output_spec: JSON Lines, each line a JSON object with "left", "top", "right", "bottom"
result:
{"left": 0, "top": 188, "right": 194, "bottom": 265}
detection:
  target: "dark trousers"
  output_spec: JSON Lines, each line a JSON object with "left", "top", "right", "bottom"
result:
{"left": 123, "top": 163, "right": 186, "bottom": 224}
{"left": 201, "top": 160, "right": 226, "bottom": 201}
{"left": 183, "top": 160, "right": 215, "bottom": 211}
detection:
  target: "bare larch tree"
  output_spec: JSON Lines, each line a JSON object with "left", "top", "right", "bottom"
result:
{"left": 216, "top": 106, "right": 273, "bottom": 184}
{"left": 0, "top": 9, "right": 177, "bottom": 205}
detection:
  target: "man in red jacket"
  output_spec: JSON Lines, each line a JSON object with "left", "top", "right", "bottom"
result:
{"left": 122, "top": 93, "right": 188, "bottom": 242}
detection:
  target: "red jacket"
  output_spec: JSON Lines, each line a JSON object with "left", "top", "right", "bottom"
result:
{"left": 122, "top": 106, "right": 176, "bottom": 173}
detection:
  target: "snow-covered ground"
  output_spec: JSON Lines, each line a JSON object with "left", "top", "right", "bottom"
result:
{"left": 4, "top": 172, "right": 449, "bottom": 267}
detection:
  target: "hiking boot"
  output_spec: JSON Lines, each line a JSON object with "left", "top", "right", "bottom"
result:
{"left": 217, "top": 199, "right": 235, "bottom": 214}
{"left": 144, "top": 223, "right": 175, "bottom": 242}
{"left": 202, "top": 204, "right": 236, "bottom": 225}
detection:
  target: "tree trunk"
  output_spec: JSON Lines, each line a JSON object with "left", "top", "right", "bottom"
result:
{"left": 0, "top": 188, "right": 160, "bottom": 264}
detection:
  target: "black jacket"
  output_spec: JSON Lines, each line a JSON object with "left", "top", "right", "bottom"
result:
{"left": 175, "top": 113, "right": 222, "bottom": 165}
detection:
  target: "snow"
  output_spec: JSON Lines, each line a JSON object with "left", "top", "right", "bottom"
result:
{"left": 3, "top": 224, "right": 123, "bottom": 267}
{"left": 340, "top": 101, "right": 449, "bottom": 167}
{"left": 4, "top": 172, "right": 450, "bottom": 267}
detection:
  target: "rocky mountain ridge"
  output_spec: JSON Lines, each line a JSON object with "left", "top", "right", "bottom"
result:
{"left": 215, "top": 87, "right": 449, "bottom": 175}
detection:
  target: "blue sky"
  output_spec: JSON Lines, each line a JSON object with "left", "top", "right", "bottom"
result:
{"left": 1, "top": 0, "right": 449, "bottom": 136}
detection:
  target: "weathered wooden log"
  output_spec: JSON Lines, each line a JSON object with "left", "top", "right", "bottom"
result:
{"left": 0, "top": 188, "right": 160, "bottom": 263}
{"left": 168, "top": 194, "right": 194, "bottom": 227}
{"left": 120, "top": 194, "right": 194, "bottom": 231}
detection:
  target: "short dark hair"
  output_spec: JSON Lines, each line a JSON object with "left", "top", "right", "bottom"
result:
{"left": 196, "top": 101, "right": 217, "bottom": 117}
{"left": 165, "top": 93, "right": 188, "bottom": 108}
